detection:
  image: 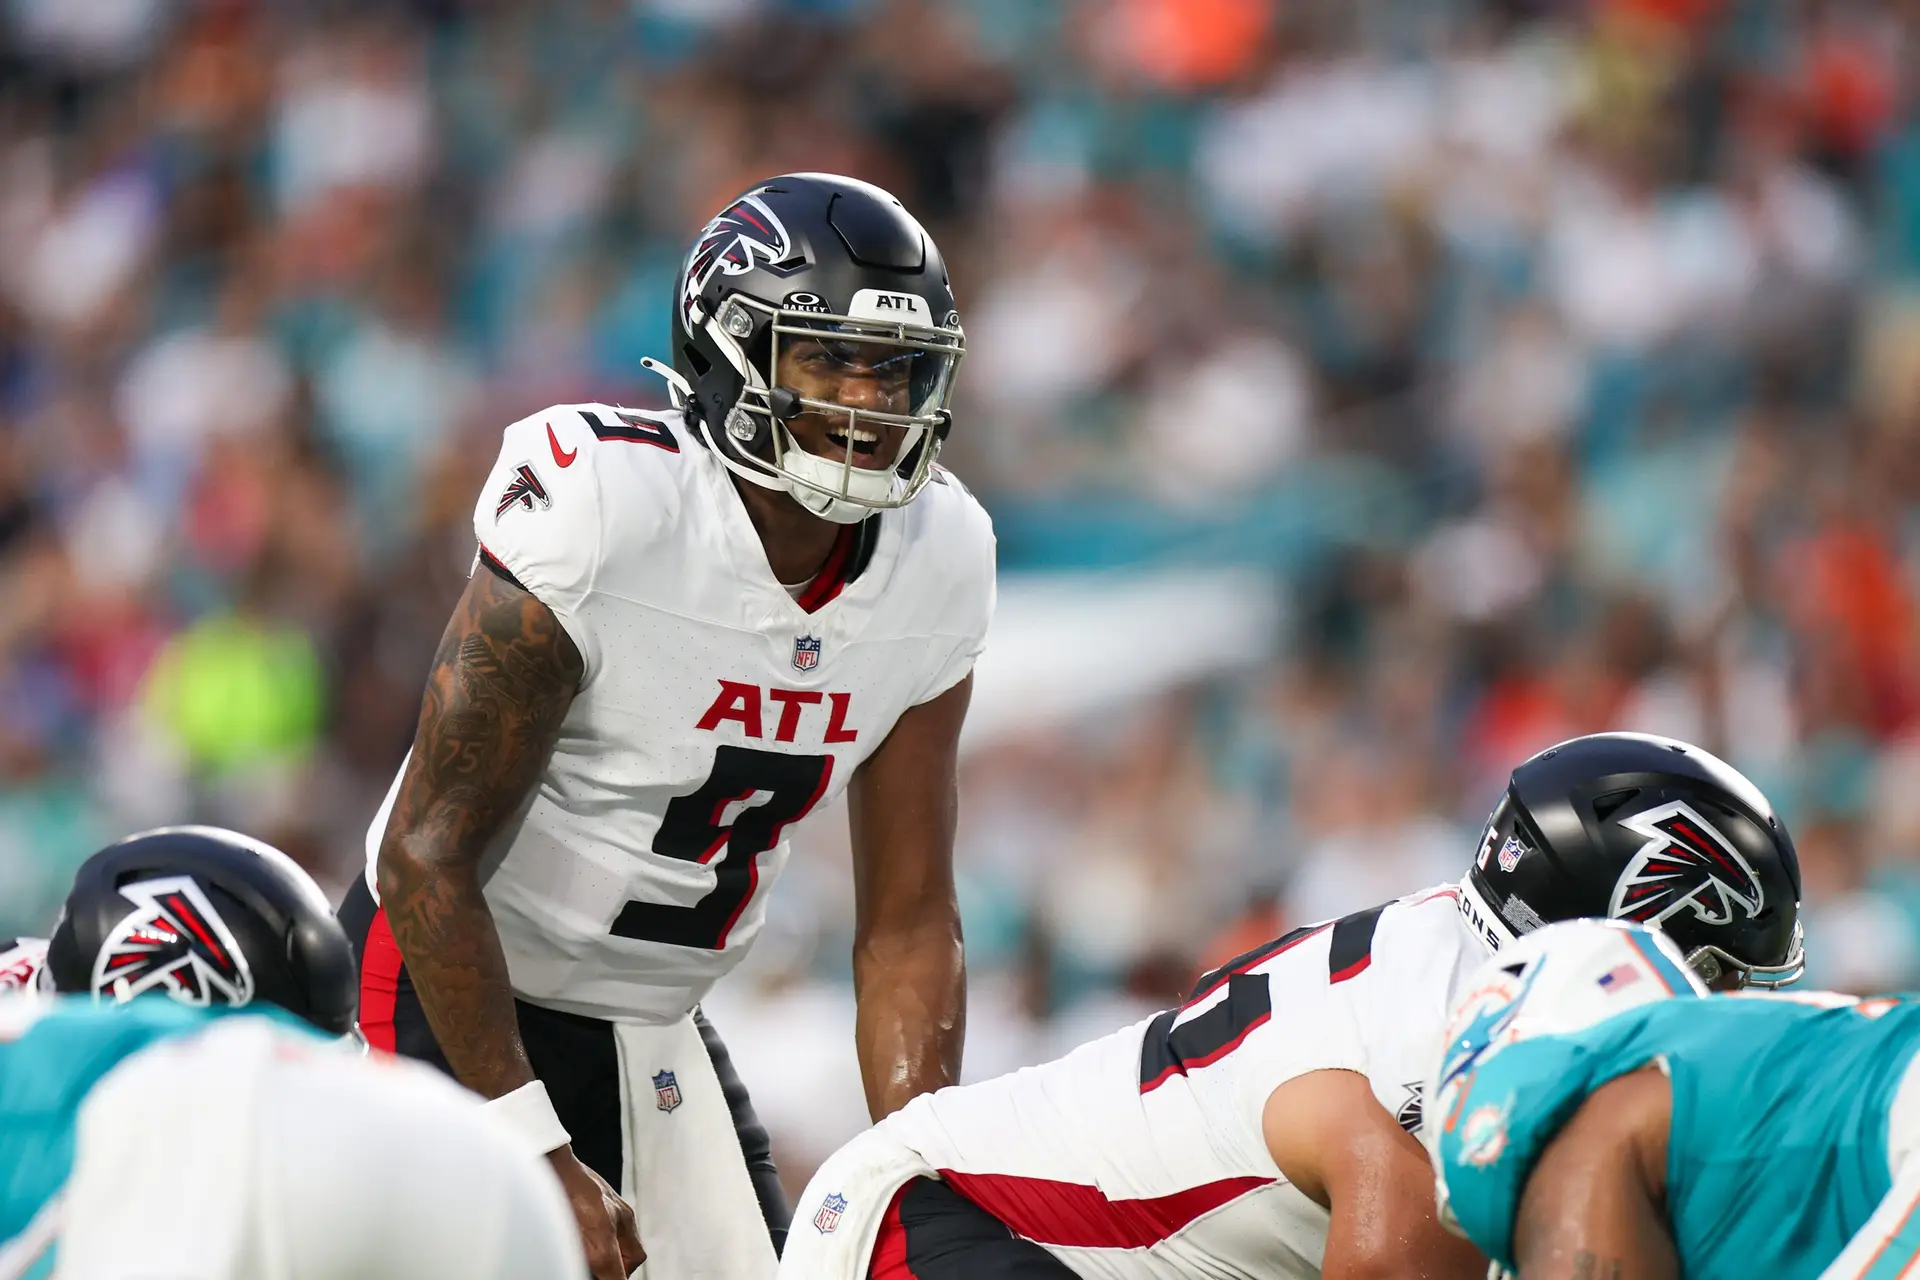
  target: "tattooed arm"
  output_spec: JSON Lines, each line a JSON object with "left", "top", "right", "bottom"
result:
{"left": 1512, "top": 1068, "right": 1677, "bottom": 1280}
{"left": 375, "top": 562, "right": 580, "bottom": 1098}
{"left": 375, "top": 564, "right": 642, "bottom": 1280}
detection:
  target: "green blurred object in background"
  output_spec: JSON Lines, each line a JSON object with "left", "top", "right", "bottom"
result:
{"left": 140, "top": 613, "right": 324, "bottom": 776}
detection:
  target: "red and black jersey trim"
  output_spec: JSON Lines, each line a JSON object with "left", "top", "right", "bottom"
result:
{"left": 1185, "top": 922, "right": 1327, "bottom": 1004}
{"left": 1328, "top": 903, "right": 1387, "bottom": 983}
{"left": 477, "top": 544, "right": 529, "bottom": 594}
{"left": 580, "top": 408, "right": 678, "bottom": 452}
{"left": 794, "top": 525, "right": 855, "bottom": 613}
{"left": 1139, "top": 971, "right": 1273, "bottom": 1093}
{"left": 1137, "top": 922, "right": 1329, "bottom": 1094}
{"left": 794, "top": 517, "right": 880, "bottom": 613}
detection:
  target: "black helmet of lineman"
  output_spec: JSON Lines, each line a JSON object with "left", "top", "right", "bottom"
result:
{"left": 653, "top": 172, "right": 964, "bottom": 525}
{"left": 46, "top": 826, "right": 359, "bottom": 1037}
{"left": 1459, "top": 732, "right": 1804, "bottom": 989}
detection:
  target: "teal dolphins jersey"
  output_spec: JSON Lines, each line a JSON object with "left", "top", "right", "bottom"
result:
{"left": 1437, "top": 988, "right": 1920, "bottom": 1278}
{"left": 0, "top": 996, "right": 310, "bottom": 1276}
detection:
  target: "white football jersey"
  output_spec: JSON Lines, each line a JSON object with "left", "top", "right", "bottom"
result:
{"left": 0, "top": 937, "right": 48, "bottom": 995}
{"left": 365, "top": 405, "right": 995, "bottom": 1022}
{"left": 872, "top": 885, "right": 1487, "bottom": 1279}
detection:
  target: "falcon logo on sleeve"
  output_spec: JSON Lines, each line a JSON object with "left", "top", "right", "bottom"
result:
{"left": 1607, "top": 800, "right": 1764, "bottom": 928}
{"left": 495, "top": 463, "right": 552, "bottom": 521}
{"left": 91, "top": 875, "right": 255, "bottom": 1009}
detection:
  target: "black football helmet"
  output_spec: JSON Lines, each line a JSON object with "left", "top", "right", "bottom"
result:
{"left": 46, "top": 826, "right": 359, "bottom": 1037}
{"left": 649, "top": 172, "right": 965, "bottom": 524}
{"left": 1459, "top": 732, "right": 1803, "bottom": 988}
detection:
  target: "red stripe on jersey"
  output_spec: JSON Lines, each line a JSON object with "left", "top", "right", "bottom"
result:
{"left": 867, "top": 1183, "right": 915, "bottom": 1279}
{"left": 1329, "top": 954, "right": 1372, "bottom": 984}
{"left": 1139, "top": 1008, "right": 1272, "bottom": 1094}
{"left": 358, "top": 906, "right": 404, "bottom": 1055}
{"left": 937, "top": 1170, "right": 1274, "bottom": 1251}
{"left": 1186, "top": 923, "right": 1328, "bottom": 1008}
{"left": 795, "top": 524, "right": 857, "bottom": 614}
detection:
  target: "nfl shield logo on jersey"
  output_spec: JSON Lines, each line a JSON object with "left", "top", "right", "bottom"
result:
{"left": 793, "top": 635, "right": 822, "bottom": 671}
{"left": 652, "top": 1069, "right": 682, "bottom": 1113}
{"left": 813, "top": 1193, "right": 848, "bottom": 1234}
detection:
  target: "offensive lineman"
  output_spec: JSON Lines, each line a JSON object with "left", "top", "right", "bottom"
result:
{"left": 2, "top": 825, "right": 584, "bottom": 1278}
{"left": 1426, "top": 919, "right": 1920, "bottom": 1280}
{"left": 779, "top": 733, "right": 1804, "bottom": 1279}
{"left": 341, "top": 173, "right": 993, "bottom": 1279}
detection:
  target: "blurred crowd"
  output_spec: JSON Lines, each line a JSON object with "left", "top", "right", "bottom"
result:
{"left": 5, "top": 0, "right": 1920, "bottom": 1181}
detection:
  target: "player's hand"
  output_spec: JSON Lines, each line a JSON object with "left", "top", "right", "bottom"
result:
{"left": 548, "top": 1146, "right": 644, "bottom": 1279}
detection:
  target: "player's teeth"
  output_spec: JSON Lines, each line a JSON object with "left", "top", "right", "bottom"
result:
{"left": 848, "top": 428, "right": 879, "bottom": 442}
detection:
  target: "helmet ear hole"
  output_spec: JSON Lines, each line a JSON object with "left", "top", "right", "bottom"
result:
{"left": 1591, "top": 788, "right": 1641, "bottom": 822}
{"left": 681, "top": 343, "right": 711, "bottom": 379}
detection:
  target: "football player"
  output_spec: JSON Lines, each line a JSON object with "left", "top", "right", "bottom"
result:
{"left": 3, "top": 825, "right": 585, "bottom": 1278}
{"left": 342, "top": 172, "right": 992, "bottom": 1278}
{"left": 0, "top": 936, "right": 47, "bottom": 995}
{"left": 1426, "top": 918, "right": 1920, "bottom": 1280}
{"left": 778, "top": 732, "right": 1804, "bottom": 1280}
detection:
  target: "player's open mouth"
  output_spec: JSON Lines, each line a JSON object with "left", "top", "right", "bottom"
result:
{"left": 826, "top": 426, "right": 881, "bottom": 459}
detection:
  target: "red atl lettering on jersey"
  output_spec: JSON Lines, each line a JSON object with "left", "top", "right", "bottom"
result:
{"left": 696, "top": 681, "right": 765, "bottom": 737}
{"left": 824, "top": 692, "right": 857, "bottom": 743}
{"left": 766, "top": 689, "right": 821, "bottom": 742}
{"left": 696, "top": 681, "right": 857, "bottom": 743}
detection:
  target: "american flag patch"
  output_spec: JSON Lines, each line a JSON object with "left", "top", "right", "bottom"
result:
{"left": 1597, "top": 963, "right": 1641, "bottom": 992}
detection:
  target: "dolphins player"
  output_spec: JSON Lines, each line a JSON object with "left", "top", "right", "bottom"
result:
{"left": 1428, "top": 918, "right": 1920, "bottom": 1279}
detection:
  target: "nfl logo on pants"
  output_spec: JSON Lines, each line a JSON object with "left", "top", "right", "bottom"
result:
{"left": 653, "top": 1069, "right": 682, "bottom": 1113}
{"left": 813, "top": 1193, "right": 847, "bottom": 1235}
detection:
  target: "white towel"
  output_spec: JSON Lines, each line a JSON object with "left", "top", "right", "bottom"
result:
{"left": 776, "top": 1127, "right": 937, "bottom": 1280}
{"left": 616, "top": 1016, "right": 779, "bottom": 1280}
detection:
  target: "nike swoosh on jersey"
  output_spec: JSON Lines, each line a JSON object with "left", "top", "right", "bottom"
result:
{"left": 548, "top": 423, "right": 578, "bottom": 467}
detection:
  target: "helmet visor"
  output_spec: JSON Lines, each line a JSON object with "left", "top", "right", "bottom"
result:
{"left": 770, "top": 315, "right": 961, "bottom": 428}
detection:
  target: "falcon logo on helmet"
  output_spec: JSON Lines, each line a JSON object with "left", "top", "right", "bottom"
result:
{"left": 680, "top": 194, "right": 794, "bottom": 328}
{"left": 1607, "top": 800, "right": 1764, "bottom": 930}
{"left": 91, "top": 875, "right": 255, "bottom": 1009}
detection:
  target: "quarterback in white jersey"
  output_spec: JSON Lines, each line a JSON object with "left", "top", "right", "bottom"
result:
{"left": 780, "top": 733, "right": 1806, "bottom": 1280}
{"left": 347, "top": 173, "right": 992, "bottom": 1280}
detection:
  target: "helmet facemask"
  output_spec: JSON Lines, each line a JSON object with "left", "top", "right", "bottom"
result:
{"left": 1682, "top": 921, "right": 1805, "bottom": 990}
{"left": 696, "top": 293, "right": 963, "bottom": 524}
